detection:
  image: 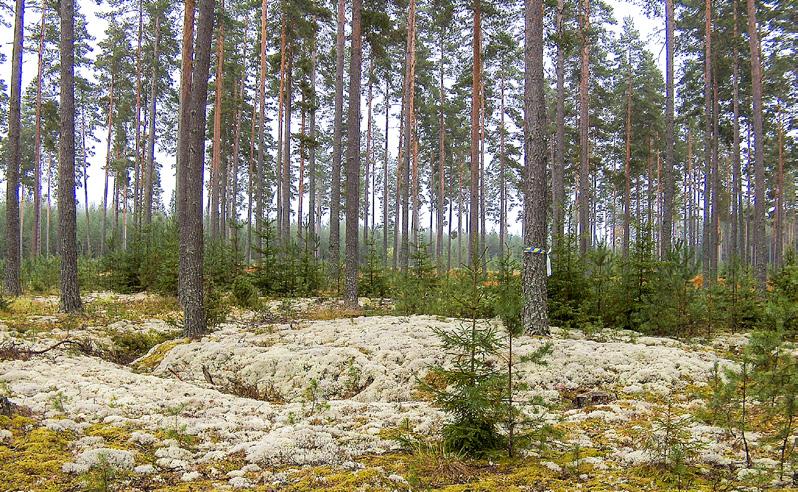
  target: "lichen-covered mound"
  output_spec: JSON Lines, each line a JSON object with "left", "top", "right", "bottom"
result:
{"left": 0, "top": 297, "right": 761, "bottom": 490}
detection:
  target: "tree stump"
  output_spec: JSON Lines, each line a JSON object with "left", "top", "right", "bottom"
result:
{"left": 574, "top": 390, "right": 613, "bottom": 408}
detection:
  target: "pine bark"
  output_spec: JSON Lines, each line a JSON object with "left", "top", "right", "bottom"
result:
{"left": 383, "top": 78, "right": 390, "bottom": 266}
{"left": 577, "top": 0, "right": 591, "bottom": 255}
{"left": 701, "top": 0, "right": 713, "bottom": 285}
{"left": 177, "top": 0, "right": 196, "bottom": 288}
{"left": 32, "top": 7, "right": 45, "bottom": 259}
{"left": 329, "top": 0, "right": 345, "bottom": 268}
{"left": 436, "top": 41, "right": 446, "bottom": 268}
{"left": 731, "top": 0, "right": 741, "bottom": 260}
{"left": 180, "top": 0, "right": 216, "bottom": 337}
{"left": 59, "top": 0, "right": 82, "bottom": 312}
{"left": 662, "top": 0, "right": 675, "bottom": 259}
{"left": 308, "top": 43, "right": 318, "bottom": 252}
{"left": 469, "top": 0, "right": 481, "bottom": 268}
{"left": 552, "top": 0, "right": 565, "bottom": 251}
{"left": 210, "top": 0, "right": 225, "bottom": 238}
{"left": 523, "top": 0, "right": 549, "bottom": 335}
{"left": 134, "top": 0, "right": 144, "bottom": 230}
{"left": 281, "top": 50, "right": 293, "bottom": 242}
{"left": 344, "top": 0, "right": 363, "bottom": 305}
{"left": 254, "top": 0, "right": 268, "bottom": 257}
{"left": 623, "top": 57, "right": 632, "bottom": 258}
{"left": 5, "top": 0, "right": 24, "bottom": 295}
{"left": 144, "top": 14, "right": 161, "bottom": 228}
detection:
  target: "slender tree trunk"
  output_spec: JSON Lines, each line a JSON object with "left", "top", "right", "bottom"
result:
{"left": 775, "top": 106, "right": 785, "bottom": 267}
{"left": 281, "top": 50, "right": 293, "bottom": 242}
{"left": 144, "top": 14, "right": 161, "bottom": 229}
{"left": 5, "top": 0, "right": 24, "bottom": 295}
{"left": 731, "top": 0, "right": 741, "bottom": 261}
{"left": 180, "top": 0, "right": 216, "bottom": 337}
{"left": 59, "top": 0, "right": 82, "bottom": 312}
{"left": 401, "top": 0, "right": 416, "bottom": 270}
{"left": 623, "top": 59, "right": 632, "bottom": 258}
{"left": 364, "top": 64, "right": 373, "bottom": 245}
{"left": 662, "top": 0, "right": 675, "bottom": 259}
{"left": 46, "top": 154, "right": 52, "bottom": 257}
{"left": 133, "top": 0, "right": 144, "bottom": 231}
{"left": 254, "top": 0, "right": 268, "bottom": 257}
{"left": 210, "top": 0, "right": 225, "bottom": 238}
{"left": 480, "top": 84, "right": 487, "bottom": 273}
{"left": 275, "top": 17, "right": 287, "bottom": 236}
{"left": 230, "top": 75, "right": 243, "bottom": 240}
{"left": 701, "top": 0, "right": 713, "bottom": 285}
{"left": 553, "top": 0, "right": 565, "bottom": 252}
{"left": 80, "top": 109, "right": 91, "bottom": 256}
{"left": 469, "top": 0, "right": 481, "bottom": 268}
{"left": 177, "top": 0, "right": 196, "bottom": 302}
{"left": 383, "top": 78, "right": 390, "bottom": 266}
{"left": 523, "top": 0, "right": 549, "bottom": 334}
{"left": 499, "top": 79, "right": 507, "bottom": 257}
{"left": 247, "top": 97, "right": 256, "bottom": 261}
{"left": 437, "top": 41, "right": 446, "bottom": 269}
{"left": 344, "top": 0, "right": 363, "bottom": 305}
{"left": 308, "top": 42, "right": 318, "bottom": 253}
{"left": 32, "top": 7, "right": 45, "bottom": 259}
{"left": 329, "top": 0, "right": 345, "bottom": 268}
{"left": 577, "top": 0, "right": 591, "bottom": 255}
{"left": 711, "top": 66, "right": 720, "bottom": 277}
{"left": 298, "top": 105, "right": 306, "bottom": 244}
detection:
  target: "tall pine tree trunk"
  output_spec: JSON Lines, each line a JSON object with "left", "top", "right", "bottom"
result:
{"left": 144, "top": 14, "right": 161, "bottom": 228}
{"left": 281, "top": 52, "right": 293, "bottom": 242}
{"left": 662, "top": 0, "right": 675, "bottom": 259}
{"left": 59, "top": 0, "right": 82, "bottom": 312}
{"left": 552, "top": 0, "right": 565, "bottom": 252}
{"left": 731, "top": 0, "right": 741, "bottom": 260}
{"left": 329, "top": 0, "right": 345, "bottom": 268}
{"left": 180, "top": 0, "right": 216, "bottom": 337}
{"left": 523, "top": 0, "right": 549, "bottom": 335}
{"left": 437, "top": 41, "right": 446, "bottom": 268}
{"left": 344, "top": 0, "right": 363, "bottom": 305}
{"left": 177, "top": 0, "right": 196, "bottom": 301}
{"left": 701, "top": 0, "right": 713, "bottom": 285}
{"left": 623, "top": 58, "right": 632, "bottom": 258}
{"left": 5, "top": 0, "right": 24, "bottom": 295}
{"left": 383, "top": 78, "right": 390, "bottom": 266}
{"left": 364, "top": 64, "right": 373, "bottom": 245}
{"left": 134, "top": 0, "right": 144, "bottom": 231}
{"left": 32, "top": 7, "right": 45, "bottom": 259}
{"left": 254, "top": 0, "right": 268, "bottom": 257}
{"left": 577, "top": 0, "right": 591, "bottom": 255}
{"left": 308, "top": 42, "right": 318, "bottom": 253}
{"left": 469, "top": 0, "right": 481, "bottom": 268}
{"left": 210, "top": 0, "right": 225, "bottom": 238}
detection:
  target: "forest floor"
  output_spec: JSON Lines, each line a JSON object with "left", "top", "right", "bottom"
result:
{"left": 0, "top": 293, "right": 795, "bottom": 491}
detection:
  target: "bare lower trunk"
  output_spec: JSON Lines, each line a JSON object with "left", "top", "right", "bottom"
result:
{"left": 577, "top": 0, "right": 591, "bottom": 255}
{"left": 32, "top": 7, "right": 45, "bottom": 259}
{"left": 180, "top": 0, "right": 216, "bottom": 337}
{"left": 344, "top": 0, "right": 363, "bottom": 305}
{"left": 469, "top": 0, "right": 481, "bottom": 268}
{"left": 329, "top": 0, "right": 345, "bottom": 268}
{"left": 59, "top": 0, "right": 82, "bottom": 312}
{"left": 5, "top": 0, "right": 24, "bottom": 295}
{"left": 523, "top": 0, "right": 549, "bottom": 334}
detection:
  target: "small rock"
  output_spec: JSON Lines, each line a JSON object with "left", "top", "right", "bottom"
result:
{"left": 181, "top": 471, "right": 201, "bottom": 482}
{"left": 229, "top": 476, "right": 253, "bottom": 489}
{"left": 574, "top": 390, "right": 613, "bottom": 408}
{"left": 134, "top": 464, "right": 156, "bottom": 475}
{"left": 0, "top": 429, "right": 12, "bottom": 444}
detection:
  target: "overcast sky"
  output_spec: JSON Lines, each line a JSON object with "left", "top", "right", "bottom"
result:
{"left": 0, "top": 0, "right": 663, "bottom": 233}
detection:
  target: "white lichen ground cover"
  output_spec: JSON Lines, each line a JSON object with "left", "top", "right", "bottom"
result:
{"left": 0, "top": 294, "right": 790, "bottom": 490}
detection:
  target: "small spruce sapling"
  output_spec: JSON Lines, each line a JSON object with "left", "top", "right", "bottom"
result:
{"left": 423, "top": 259, "right": 508, "bottom": 456}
